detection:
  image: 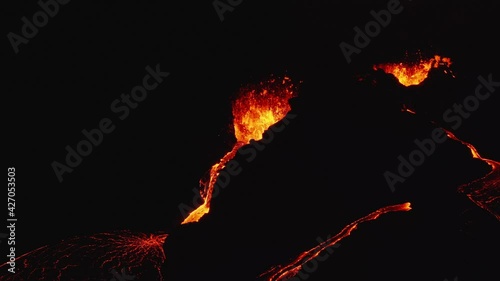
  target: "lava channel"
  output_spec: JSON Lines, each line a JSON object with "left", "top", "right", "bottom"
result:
{"left": 259, "top": 202, "right": 412, "bottom": 281}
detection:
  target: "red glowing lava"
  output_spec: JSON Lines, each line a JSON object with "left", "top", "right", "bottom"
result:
{"left": 260, "top": 203, "right": 412, "bottom": 281}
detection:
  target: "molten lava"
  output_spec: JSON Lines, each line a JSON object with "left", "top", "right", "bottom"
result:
{"left": 260, "top": 203, "right": 412, "bottom": 281}
{"left": 181, "top": 76, "right": 298, "bottom": 224}
{"left": 8, "top": 58, "right": 496, "bottom": 281}
{"left": 374, "top": 54, "right": 453, "bottom": 86}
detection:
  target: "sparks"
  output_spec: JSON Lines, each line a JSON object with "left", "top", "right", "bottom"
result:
{"left": 181, "top": 76, "right": 298, "bottom": 224}
{"left": 374, "top": 53, "right": 453, "bottom": 86}
{"left": 259, "top": 202, "right": 412, "bottom": 281}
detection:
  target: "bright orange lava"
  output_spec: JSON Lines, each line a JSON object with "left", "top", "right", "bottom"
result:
{"left": 260, "top": 203, "right": 412, "bottom": 281}
{"left": 181, "top": 76, "right": 298, "bottom": 224}
{"left": 233, "top": 77, "right": 296, "bottom": 143}
{"left": 374, "top": 54, "right": 453, "bottom": 86}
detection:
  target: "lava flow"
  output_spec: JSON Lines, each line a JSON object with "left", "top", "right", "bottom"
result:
{"left": 0, "top": 231, "right": 167, "bottom": 281}
{"left": 259, "top": 203, "right": 412, "bottom": 281}
{"left": 442, "top": 130, "right": 499, "bottom": 220}
{"left": 181, "top": 76, "right": 298, "bottom": 224}
{"left": 373, "top": 53, "right": 453, "bottom": 86}
{"left": 375, "top": 53, "right": 499, "bottom": 221}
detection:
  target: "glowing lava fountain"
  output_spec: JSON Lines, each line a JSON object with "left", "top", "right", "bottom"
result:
{"left": 181, "top": 76, "right": 298, "bottom": 224}
{"left": 373, "top": 54, "right": 453, "bottom": 86}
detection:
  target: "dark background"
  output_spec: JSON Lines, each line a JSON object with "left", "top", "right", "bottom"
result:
{"left": 3, "top": 0, "right": 500, "bottom": 280}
